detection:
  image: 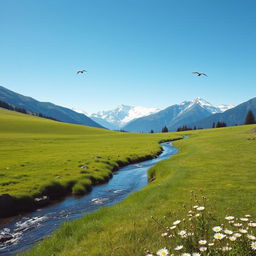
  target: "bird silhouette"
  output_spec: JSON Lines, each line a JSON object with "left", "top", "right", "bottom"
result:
{"left": 77, "top": 70, "right": 87, "bottom": 74}
{"left": 193, "top": 72, "right": 208, "bottom": 77}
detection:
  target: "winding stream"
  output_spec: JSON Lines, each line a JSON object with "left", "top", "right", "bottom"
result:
{"left": 0, "top": 142, "right": 179, "bottom": 256}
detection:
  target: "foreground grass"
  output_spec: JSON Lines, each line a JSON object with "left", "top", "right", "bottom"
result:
{"left": 20, "top": 124, "right": 256, "bottom": 256}
{"left": 0, "top": 108, "right": 179, "bottom": 202}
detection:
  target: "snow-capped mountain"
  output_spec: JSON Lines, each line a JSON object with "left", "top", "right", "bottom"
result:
{"left": 123, "top": 98, "right": 235, "bottom": 132}
{"left": 216, "top": 104, "right": 235, "bottom": 112}
{"left": 90, "top": 105, "right": 160, "bottom": 130}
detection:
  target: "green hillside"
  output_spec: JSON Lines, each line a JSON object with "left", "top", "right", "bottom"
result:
{"left": 20, "top": 123, "right": 256, "bottom": 256}
{"left": 0, "top": 108, "right": 179, "bottom": 200}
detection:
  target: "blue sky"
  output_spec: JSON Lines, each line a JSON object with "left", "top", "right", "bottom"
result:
{"left": 0, "top": 0, "right": 255, "bottom": 113}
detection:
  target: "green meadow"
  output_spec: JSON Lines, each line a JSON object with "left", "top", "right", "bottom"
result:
{"left": 19, "top": 122, "right": 256, "bottom": 256}
{"left": 0, "top": 108, "right": 179, "bottom": 201}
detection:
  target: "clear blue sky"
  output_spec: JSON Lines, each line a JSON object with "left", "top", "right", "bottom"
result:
{"left": 0, "top": 0, "right": 255, "bottom": 113}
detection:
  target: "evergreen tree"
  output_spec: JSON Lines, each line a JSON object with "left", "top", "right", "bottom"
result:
{"left": 212, "top": 122, "right": 215, "bottom": 128}
{"left": 150, "top": 130, "right": 154, "bottom": 133}
{"left": 245, "top": 110, "right": 256, "bottom": 125}
{"left": 162, "top": 126, "right": 168, "bottom": 133}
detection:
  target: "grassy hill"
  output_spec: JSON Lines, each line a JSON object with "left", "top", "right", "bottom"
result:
{"left": 0, "top": 108, "right": 179, "bottom": 215}
{"left": 19, "top": 123, "right": 256, "bottom": 256}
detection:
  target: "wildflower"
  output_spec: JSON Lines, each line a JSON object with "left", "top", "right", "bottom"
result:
{"left": 229, "top": 236, "right": 237, "bottom": 241}
{"left": 251, "top": 242, "right": 256, "bottom": 250}
{"left": 161, "top": 232, "right": 168, "bottom": 237}
{"left": 208, "top": 243, "right": 214, "bottom": 246}
{"left": 224, "top": 229, "right": 233, "bottom": 235}
{"left": 187, "top": 232, "right": 194, "bottom": 236}
{"left": 239, "top": 229, "right": 248, "bottom": 234}
{"left": 192, "top": 253, "right": 201, "bottom": 256}
{"left": 196, "top": 206, "right": 205, "bottom": 211}
{"left": 195, "top": 213, "right": 201, "bottom": 217}
{"left": 157, "top": 248, "right": 169, "bottom": 256}
{"left": 174, "top": 245, "right": 183, "bottom": 251}
{"left": 247, "top": 234, "right": 256, "bottom": 240}
{"left": 222, "top": 246, "right": 232, "bottom": 252}
{"left": 170, "top": 226, "right": 176, "bottom": 230}
{"left": 233, "top": 223, "right": 243, "bottom": 227}
{"left": 199, "top": 247, "right": 207, "bottom": 252}
{"left": 198, "top": 240, "right": 207, "bottom": 245}
{"left": 248, "top": 223, "right": 256, "bottom": 227}
{"left": 212, "top": 226, "right": 222, "bottom": 232}
{"left": 225, "top": 216, "right": 234, "bottom": 220}
{"left": 173, "top": 220, "right": 181, "bottom": 225}
{"left": 245, "top": 214, "right": 251, "bottom": 218}
{"left": 240, "top": 217, "right": 249, "bottom": 222}
{"left": 214, "top": 233, "right": 226, "bottom": 240}
{"left": 233, "top": 233, "right": 242, "bottom": 238}
{"left": 193, "top": 205, "right": 199, "bottom": 209}
{"left": 181, "top": 253, "right": 191, "bottom": 256}
{"left": 178, "top": 230, "right": 187, "bottom": 236}
{"left": 146, "top": 254, "right": 154, "bottom": 256}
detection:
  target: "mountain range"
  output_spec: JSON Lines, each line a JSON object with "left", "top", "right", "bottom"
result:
{"left": 0, "top": 86, "right": 104, "bottom": 129}
{"left": 90, "top": 105, "right": 159, "bottom": 130}
{"left": 122, "top": 98, "right": 235, "bottom": 132}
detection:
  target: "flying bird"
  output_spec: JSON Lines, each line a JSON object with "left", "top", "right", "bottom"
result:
{"left": 77, "top": 70, "right": 87, "bottom": 74}
{"left": 193, "top": 72, "right": 208, "bottom": 77}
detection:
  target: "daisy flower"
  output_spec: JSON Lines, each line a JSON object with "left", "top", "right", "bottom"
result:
{"left": 212, "top": 226, "right": 222, "bottom": 232}
{"left": 240, "top": 218, "right": 249, "bottom": 222}
{"left": 225, "top": 216, "right": 234, "bottom": 220}
{"left": 233, "top": 233, "right": 242, "bottom": 238}
{"left": 214, "top": 233, "right": 226, "bottom": 240}
{"left": 199, "top": 247, "right": 207, "bottom": 252}
{"left": 157, "top": 248, "right": 169, "bottom": 256}
{"left": 192, "top": 253, "right": 201, "bottom": 256}
{"left": 173, "top": 220, "right": 181, "bottom": 225}
{"left": 229, "top": 236, "right": 237, "bottom": 241}
{"left": 198, "top": 240, "right": 207, "bottom": 245}
{"left": 196, "top": 206, "right": 205, "bottom": 211}
{"left": 247, "top": 234, "right": 256, "bottom": 240}
{"left": 181, "top": 253, "right": 191, "bottom": 256}
{"left": 224, "top": 229, "right": 233, "bottom": 235}
{"left": 248, "top": 223, "right": 256, "bottom": 227}
{"left": 174, "top": 245, "right": 183, "bottom": 251}
{"left": 239, "top": 229, "right": 248, "bottom": 234}
{"left": 251, "top": 242, "right": 256, "bottom": 250}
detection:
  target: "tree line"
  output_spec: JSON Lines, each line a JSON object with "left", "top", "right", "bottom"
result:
{"left": 0, "top": 100, "right": 59, "bottom": 121}
{"left": 149, "top": 110, "right": 255, "bottom": 133}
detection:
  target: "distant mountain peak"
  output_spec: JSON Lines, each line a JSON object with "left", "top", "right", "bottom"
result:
{"left": 90, "top": 105, "right": 160, "bottom": 129}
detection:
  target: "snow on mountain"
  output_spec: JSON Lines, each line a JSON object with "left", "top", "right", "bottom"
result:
{"left": 90, "top": 105, "right": 160, "bottom": 129}
{"left": 216, "top": 104, "right": 235, "bottom": 112}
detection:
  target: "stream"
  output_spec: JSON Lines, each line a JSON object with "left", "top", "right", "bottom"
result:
{"left": 0, "top": 142, "right": 179, "bottom": 256}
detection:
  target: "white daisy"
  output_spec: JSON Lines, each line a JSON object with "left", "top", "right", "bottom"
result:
{"left": 233, "top": 223, "right": 243, "bottom": 227}
{"left": 229, "top": 236, "right": 237, "bottom": 241}
{"left": 198, "top": 240, "right": 207, "bottom": 245}
{"left": 239, "top": 229, "right": 248, "bottom": 234}
{"left": 240, "top": 218, "right": 249, "bottom": 222}
{"left": 174, "top": 245, "right": 183, "bottom": 251}
{"left": 173, "top": 220, "right": 181, "bottom": 225}
{"left": 157, "top": 248, "right": 169, "bottom": 256}
{"left": 192, "top": 253, "right": 201, "bottom": 256}
{"left": 161, "top": 232, "right": 168, "bottom": 237}
{"left": 212, "top": 226, "right": 222, "bottom": 232}
{"left": 214, "top": 233, "right": 226, "bottom": 240}
{"left": 225, "top": 216, "right": 234, "bottom": 221}
{"left": 247, "top": 234, "right": 256, "bottom": 240}
{"left": 196, "top": 206, "right": 205, "bottom": 211}
{"left": 251, "top": 242, "right": 256, "bottom": 250}
{"left": 178, "top": 230, "right": 187, "bottom": 236}
{"left": 233, "top": 233, "right": 242, "bottom": 238}
{"left": 208, "top": 243, "right": 214, "bottom": 246}
{"left": 248, "top": 223, "right": 256, "bottom": 227}
{"left": 170, "top": 225, "right": 176, "bottom": 230}
{"left": 181, "top": 253, "right": 191, "bottom": 256}
{"left": 199, "top": 247, "right": 207, "bottom": 252}
{"left": 193, "top": 205, "right": 199, "bottom": 209}
{"left": 224, "top": 229, "right": 233, "bottom": 235}
{"left": 245, "top": 215, "right": 251, "bottom": 218}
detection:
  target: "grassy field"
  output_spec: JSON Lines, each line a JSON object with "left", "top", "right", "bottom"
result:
{"left": 0, "top": 108, "right": 179, "bottom": 206}
{"left": 19, "top": 123, "right": 256, "bottom": 256}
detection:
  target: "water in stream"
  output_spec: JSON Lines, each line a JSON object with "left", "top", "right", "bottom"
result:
{"left": 0, "top": 142, "right": 179, "bottom": 256}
